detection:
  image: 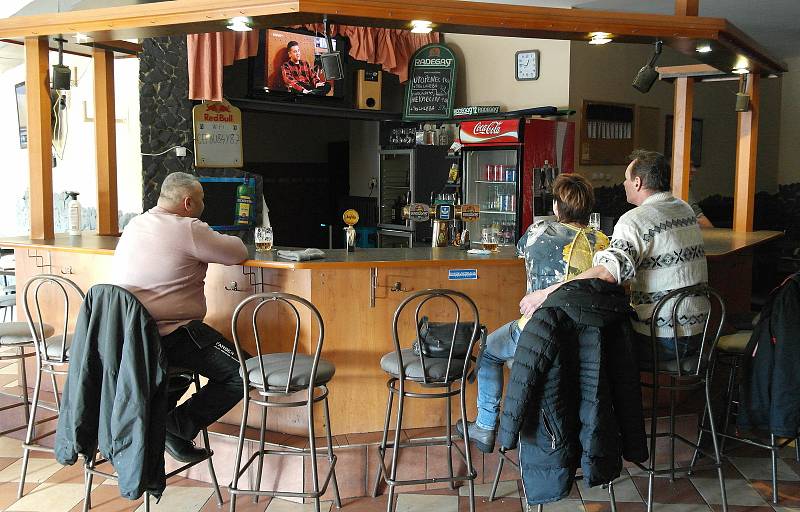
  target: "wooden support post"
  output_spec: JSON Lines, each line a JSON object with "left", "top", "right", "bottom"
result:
{"left": 25, "top": 36, "right": 54, "bottom": 240}
{"left": 671, "top": 76, "right": 693, "bottom": 201}
{"left": 675, "top": 0, "right": 699, "bottom": 16}
{"left": 93, "top": 47, "right": 119, "bottom": 235}
{"left": 733, "top": 74, "right": 759, "bottom": 233}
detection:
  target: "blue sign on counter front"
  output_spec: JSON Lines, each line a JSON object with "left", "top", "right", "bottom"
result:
{"left": 448, "top": 269, "right": 478, "bottom": 280}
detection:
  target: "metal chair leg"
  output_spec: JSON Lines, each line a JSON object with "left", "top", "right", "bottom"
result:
{"left": 253, "top": 404, "right": 267, "bottom": 503}
{"left": 385, "top": 386, "right": 405, "bottom": 512}
{"left": 18, "top": 345, "right": 31, "bottom": 427}
{"left": 669, "top": 387, "right": 676, "bottom": 482}
{"left": 229, "top": 393, "right": 250, "bottom": 512}
{"left": 18, "top": 358, "right": 44, "bottom": 498}
{"left": 322, "top": 393, "right": 342, "bottom": 509}
{"left": 372, "top": 386, "right": 394, "bottom": 497}
{"left": 445, "top": 384, "right": 455, "bottom": 490}
{"left": 307, "top": 389, "right": 321, "bottom": 512}
{"left": 83, "top": 450, "right": 96, "bottom": 512}
{"left": 608, "top": 481, "right": 617, "bottom": 512}
{"left": 488, "top": 457, "right": 505, "bottom": 501}
{"left": 770, "top": 434, "right": 779, "bottom": 504}
{"left": 458, "top": 378, "right": 475, "bottom": 512}
{"left": 705, "top": 379, "right": 728, "bottom": 512}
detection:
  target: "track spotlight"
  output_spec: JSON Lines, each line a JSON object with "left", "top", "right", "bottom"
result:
{"left": 632, "top": 40, "right": 663, "bottom": 93}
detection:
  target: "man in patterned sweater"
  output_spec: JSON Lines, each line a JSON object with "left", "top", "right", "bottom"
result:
{"left": 521, "top": 149, "right": 708, "bottom": 361}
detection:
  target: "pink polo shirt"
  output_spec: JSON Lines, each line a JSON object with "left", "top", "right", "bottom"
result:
{"left": 112, "top": 206, "right": 249, "bottom": 336}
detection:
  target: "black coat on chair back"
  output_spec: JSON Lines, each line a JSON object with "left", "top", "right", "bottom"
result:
{"left": 738, "top": 272, "right": 800, "bottom": 437}
{"left": 497, "top": 278, "right": 648, "bottom": 505}
{"left": 55, "top": 284, "right": 168, "bottom": 500}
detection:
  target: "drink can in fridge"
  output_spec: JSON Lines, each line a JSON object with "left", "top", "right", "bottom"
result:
{"left": 501, "top": 194, "right": 509, "bottom": 212}
{"left": 484, "top": 164, "right": 492, "bottom": 181}
{"left": 493, "top": 165, "right": 502, "bottom": 182}
{"left": 509, "top": 194, "right": 516, "bottom": 212}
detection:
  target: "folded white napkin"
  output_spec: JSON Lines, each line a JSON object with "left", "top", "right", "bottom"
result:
{"left": 276, "top": 248, "right": 326, "bottom": 261}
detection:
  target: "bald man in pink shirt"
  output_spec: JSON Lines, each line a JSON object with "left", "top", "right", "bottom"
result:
{"left": 113, "top": 172, "right": 249, "bottom": 463}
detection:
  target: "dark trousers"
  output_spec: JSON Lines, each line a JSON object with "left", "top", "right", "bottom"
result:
{"left": 161, "top": 320, "right": 248, "bottom": 441}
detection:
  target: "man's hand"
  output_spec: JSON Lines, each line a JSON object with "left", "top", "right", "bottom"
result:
{"left": 302, "top": 89, "right": 311, "bottom": 94}
{"left": 520, "top": 290, "right": 550, "bottom": 317}
{"left": 315, "top": 81, "right": 326, "bottom": 87}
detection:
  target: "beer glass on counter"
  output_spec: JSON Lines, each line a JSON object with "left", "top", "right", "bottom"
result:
{"left": 481, "top": 227, "right": 499, "bottom": 252}
{"left": 255, "top": 226, "right": 273, "bottom": 252}
{"left": 589, "top": 213, "right": 601, "bottom": 231}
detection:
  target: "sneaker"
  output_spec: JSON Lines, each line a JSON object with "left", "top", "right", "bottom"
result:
{"left": 456, "top": 420, "right": 496, "bottom": 453}
{"left": 164, "top": 431, "right": 208, "bottom": 463}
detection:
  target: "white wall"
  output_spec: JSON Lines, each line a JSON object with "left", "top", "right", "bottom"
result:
{"left": 778, "top": 55, "right": 800, "bottom": 186}
{"left": 444, "top": 33, "right": 571, "bottom": 111}
{"left": 0, "top": 50, "right": 142, "bottom": 237}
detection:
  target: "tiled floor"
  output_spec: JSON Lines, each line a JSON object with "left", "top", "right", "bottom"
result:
{"left": 4, "top": 353, "right": 800, "bottom": 511}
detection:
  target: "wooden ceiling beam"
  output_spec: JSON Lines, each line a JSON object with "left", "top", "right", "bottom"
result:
{"left": 0, "top": 0, "right": 786, "bottom": 74}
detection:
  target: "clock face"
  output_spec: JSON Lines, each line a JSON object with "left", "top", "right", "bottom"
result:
{"left": 516, "top": 50, "right": 539, "bottom": 81}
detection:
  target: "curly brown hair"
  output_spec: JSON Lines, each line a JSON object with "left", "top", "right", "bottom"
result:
{"left": 552, "top": 173, "right": 595, "bottom": 225}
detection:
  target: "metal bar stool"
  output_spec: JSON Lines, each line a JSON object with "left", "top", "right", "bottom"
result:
{"left": 18, "top": 274, "right": 83, "bottom": 498}
{"left": 83, "top": 368, "right": 224, "bottom": 511}
{"left": 633, "top": 284, "right": 728, "bottom": 512}
{"left": 228, "top": 292, "right": 341, "bottom": 512}
{"left": 370, "top": 289, "right": 481, "bottom": 512}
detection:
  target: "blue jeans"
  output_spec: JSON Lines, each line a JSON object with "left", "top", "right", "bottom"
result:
{"left": 476, "top": 319, "right": 522, "bottom": 430}
{"left": 635, "top": 333, "right": 702, "bottom": 367}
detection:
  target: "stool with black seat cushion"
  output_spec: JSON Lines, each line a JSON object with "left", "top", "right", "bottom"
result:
{"left": 228, "top": 292, "right": 340, "bottom": 512}
{"left": 371, "top": 289, "right": 481, "bottom": 512}
{"left": 17, "top": 275, "right": 81, "bottom": 498}
{"left": 0, "top": 321, "right": 55, "bottom": 437}
{"left": 633, "top": 284, "right": 728, "bottom": 512}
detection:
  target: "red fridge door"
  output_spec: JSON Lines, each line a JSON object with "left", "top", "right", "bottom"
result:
{"left": 520, "top": 118, "right": 575, "bottom": 232}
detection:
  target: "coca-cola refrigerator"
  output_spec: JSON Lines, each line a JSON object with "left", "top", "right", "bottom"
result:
{"left": 460, "top": 117, "right": 575, "bottom": 246}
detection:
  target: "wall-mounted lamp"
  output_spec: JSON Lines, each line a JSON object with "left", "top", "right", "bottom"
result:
{"left": 695, "top": 44, "right": 712, "bottom": 53}
{"left": 589, "top": 32, "right": 612, "bottom": 45}
{"left": 227, "top": 16, "right": 252, "bottom": 32}
{"left": 410, "top": 20, "right": 433, "bottom": 34}
{"left": 632, "top": 40, "right": 663, "bottom": 93}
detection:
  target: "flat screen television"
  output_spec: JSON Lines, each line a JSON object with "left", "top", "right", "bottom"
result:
{"left": 252, "top": 28, "right": 346, "bottom": 99}
{"left": 198, "top": 176, "right": 256, "bottom": 231}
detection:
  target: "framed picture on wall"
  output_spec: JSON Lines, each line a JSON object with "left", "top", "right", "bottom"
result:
{"left": 664, "top": 115, "right": 703, "bottom": 166}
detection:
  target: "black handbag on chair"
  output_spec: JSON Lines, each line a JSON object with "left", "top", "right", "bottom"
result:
{"left": 411, "top": 316, "right": 482, "bottom": 359}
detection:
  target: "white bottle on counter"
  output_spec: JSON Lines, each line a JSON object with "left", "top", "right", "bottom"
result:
{"left": 66, "top": 191, "right": 82, "bottom": 236}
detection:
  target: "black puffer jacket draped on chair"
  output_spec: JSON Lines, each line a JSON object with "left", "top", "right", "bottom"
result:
{"left": 496, "top": 278, "right": 648, "bottom": 505}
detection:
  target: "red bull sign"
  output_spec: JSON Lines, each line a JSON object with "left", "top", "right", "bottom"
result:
{"left": 459, "top": 119, "right": 520, "bottom": 145}
{"left": 192, "top": 100, "right": 243, "bottom": 168}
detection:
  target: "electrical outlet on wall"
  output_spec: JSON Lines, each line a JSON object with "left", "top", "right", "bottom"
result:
{"left": 369, "top": 177, "right": 377, "bottom": 190}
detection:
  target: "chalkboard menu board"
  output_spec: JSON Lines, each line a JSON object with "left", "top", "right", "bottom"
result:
{"left": 403, "top": 44, "right": 457, "bottom": 121}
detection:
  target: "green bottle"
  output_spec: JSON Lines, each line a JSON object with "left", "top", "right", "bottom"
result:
{"left": 235, "top": 182, "right": 252, "bottom": 225}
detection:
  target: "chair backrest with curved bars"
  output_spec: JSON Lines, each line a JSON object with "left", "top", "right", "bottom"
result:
{"left": 392, "top": 289, "right": 481, "bottom": 385}
{"left": 649, "top": 283, "right": 725, "bottom": 378}
{"left": 22, "top": 274, "right": 85, "bottom": 364}
{"left": 231, "top": 292, "right": 325, "bottom": 395}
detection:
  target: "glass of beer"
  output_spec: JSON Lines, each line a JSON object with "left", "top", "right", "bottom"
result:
{"left": 255, "top": 227, "right": 273, "bottom": 253}
{"left": 589, "top": 212, "right": 601, "bottom": 231}
{"left": 481, "top": 228, "right": 499, "bottom": 252}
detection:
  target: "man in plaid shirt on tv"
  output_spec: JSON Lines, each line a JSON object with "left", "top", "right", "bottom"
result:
{"left": 281, "top": 40, "right": 331, "bottom": 95}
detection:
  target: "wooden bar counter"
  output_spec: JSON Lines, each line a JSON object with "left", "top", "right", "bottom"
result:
{"left": 0, "top": 227, "right": 781, "bottom": 436}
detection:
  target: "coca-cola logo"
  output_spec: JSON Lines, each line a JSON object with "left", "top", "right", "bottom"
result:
{"left": 472, "top": 121, "right": 502, "bottom": 135}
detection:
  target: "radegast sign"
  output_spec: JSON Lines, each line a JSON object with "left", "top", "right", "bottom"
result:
{"left": 404, "top": 44, "right": 457, "bottom": 121}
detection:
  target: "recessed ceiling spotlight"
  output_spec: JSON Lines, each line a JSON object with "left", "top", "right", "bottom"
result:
{"left": 732, "top": 67, "right": 750, "bottom": 75}
{"left": 695, "top": 45, "right": 712, "bottom": 53}
{"left": 410, "top": 19, "right": 433, "bottom": 34}
{"left": 227, "top": 16, "right": 252, "bottom": 32}
{"left": 589, "top": 32, "right": 612, "bottom": 45}
{"left": 74, "top": 32, "right": 91, "bottom": 44}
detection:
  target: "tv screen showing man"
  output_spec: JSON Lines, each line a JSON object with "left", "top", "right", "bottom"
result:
{"left": 265, "top": 30, "right": 335, "bottom": 96}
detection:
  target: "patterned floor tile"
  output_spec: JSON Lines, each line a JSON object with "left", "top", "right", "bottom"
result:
{"left": 0, "top": 457, "right": 62, "bottom": 484}
{"left": 264, "top": 497, "right": 333, "bottom": 512}
{"left": 630, "top": 475, "right": 706, "bottom": 504}
{"left": 577, "top": 476, "right": 642, "bottom": 503}
{"left": 0, "top": 436, "right": 22, "bottom": 458}
{"left": 729, "top": 456, "right": 800, "bottom": 481}
{"left": 582, "top": 502, "right": 646, "bottom": 512}
{"left": 134, "top": 485, "right": 215, "bottom": 512}
{"left": 7, "top": 482, "right": 93, "bottom": 512}
{"left": 459, "top": 494, "right": 524, "bottom": 511}
{"left": 394, "top": 493, "right": 459, "bottom": 512}
{"left": 522, "top": 499, "right": 584, "bottom": 511}
{"left": 690, "top": 477, "right": 767, "bottom": 506}
{"left": 749, "top": 479, "right": 800, "bottom": 506}
{"left": 773, "top": 506, "right": 800, "bottom": 512}
{"left": 457, "top": 480, "right": 519, "bottom": 498}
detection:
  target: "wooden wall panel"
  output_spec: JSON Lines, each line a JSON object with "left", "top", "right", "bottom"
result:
{"left": 733, "top": 74, "right": 760, "bottom": 233}
{"left": 671, "top": 77, "right": 694, "bottom": 201}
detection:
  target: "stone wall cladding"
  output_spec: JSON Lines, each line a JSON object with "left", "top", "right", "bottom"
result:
{"left": 139, "top": 36, "right": 262, "bottom": 237}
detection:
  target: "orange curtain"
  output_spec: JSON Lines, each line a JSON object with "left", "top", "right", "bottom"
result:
{"left": 187, "top": 26, "right": 439, "bottom": 101}
{"left": 187, "top": 31, "right": 260, "bottom": 101}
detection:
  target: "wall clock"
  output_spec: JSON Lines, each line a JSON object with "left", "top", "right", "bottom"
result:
{"left": 515, "top": 50, "right": 540, "bottom": 81}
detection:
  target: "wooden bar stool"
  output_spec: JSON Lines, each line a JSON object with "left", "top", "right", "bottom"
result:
{"left": 371, "top": 289, "right": 481, "bottom": 512}
{"left": 228, "top": 292, "right": 341, "bottom": 512}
